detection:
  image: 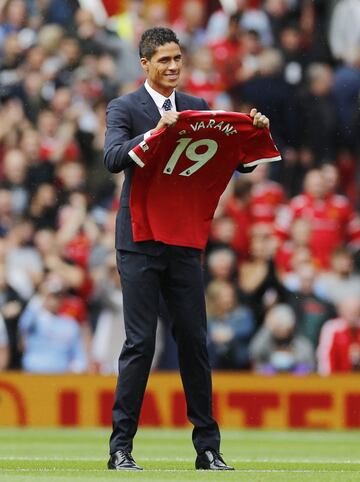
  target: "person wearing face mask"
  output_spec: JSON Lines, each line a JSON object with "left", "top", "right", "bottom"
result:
{"left": 249, "top": 303, "right": 315, "bottom": 374}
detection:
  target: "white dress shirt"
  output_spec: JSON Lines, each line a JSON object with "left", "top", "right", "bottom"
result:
{"left": 144, "top": 80, "right": 176, "bottom": 114}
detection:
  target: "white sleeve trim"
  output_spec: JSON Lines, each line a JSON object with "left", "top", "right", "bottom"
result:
{"left": 128, "top": 149, "right": 145, "bottom": 168}
{"left": 243, "top": 155, "right": 281, "bottom": 167}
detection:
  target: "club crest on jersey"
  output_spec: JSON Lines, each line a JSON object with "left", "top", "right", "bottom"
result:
{"left": 190, "top": 119, "right": 237, "bottom": 136}
{"left": 139, "top": 141, "right": 149, "bottom": 152}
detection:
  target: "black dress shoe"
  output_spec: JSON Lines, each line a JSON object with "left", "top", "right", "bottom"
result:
{"left": 195, "top": 449, "right": 234, "bottom": 470}
{"left": 108, "top": 450, "right": 143, "bottom": 470}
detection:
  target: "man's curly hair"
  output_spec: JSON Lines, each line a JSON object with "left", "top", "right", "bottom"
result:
{"left": 139, "top": 27, "right": 180, "bottom": 59}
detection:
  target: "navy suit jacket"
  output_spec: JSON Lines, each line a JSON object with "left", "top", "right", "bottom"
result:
{"left": 104, "top": 84, "right": 208, "bottom": 255}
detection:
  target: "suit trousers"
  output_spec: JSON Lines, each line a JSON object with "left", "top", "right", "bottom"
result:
{"left": 109, "top": 246, "right": 220, "bottom": 454}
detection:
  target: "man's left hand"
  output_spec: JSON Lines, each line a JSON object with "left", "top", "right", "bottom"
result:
{"left": 250, "top": 108, "right": 270, "bottom": 129}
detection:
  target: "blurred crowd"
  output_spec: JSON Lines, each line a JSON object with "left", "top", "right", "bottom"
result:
{"left": 1, "top": 0, "right": 360, "bottom": 376}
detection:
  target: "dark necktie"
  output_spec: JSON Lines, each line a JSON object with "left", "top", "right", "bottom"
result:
{"left": 162, "top": 98, "right": 172, "bottom": 111}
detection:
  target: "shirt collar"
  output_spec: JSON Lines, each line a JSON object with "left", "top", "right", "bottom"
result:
{"left": 144, "top": 80, "right": 176, "bottom": 112}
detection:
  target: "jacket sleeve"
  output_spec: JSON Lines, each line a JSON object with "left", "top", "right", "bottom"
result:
{"left": 103, "top": 97, "right": 147, "bottom": 173}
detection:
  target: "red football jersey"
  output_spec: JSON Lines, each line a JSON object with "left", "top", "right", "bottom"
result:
{"left": 128, "top": 110, "right": 281, "bottom": 249}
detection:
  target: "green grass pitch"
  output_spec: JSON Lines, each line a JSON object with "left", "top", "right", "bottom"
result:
{"left": 0, "top": 428, "right": 360, "bottom": 481}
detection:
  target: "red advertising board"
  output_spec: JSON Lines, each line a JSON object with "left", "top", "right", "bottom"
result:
{"left": 1, "top": 373, "right": 360, "bottom": 428}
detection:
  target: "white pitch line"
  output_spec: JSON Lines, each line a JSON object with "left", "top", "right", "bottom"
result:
{"left": 137, "top": 431, "right": 360, "bottom": 441}
{"left": 1, "top": 468, "right": 360, "bottom": 474}
{"left": 0, "top": 456, "right": 191, "bottom": 462}
{"left": 1, "top": 455, "right": 360, "bottom": 464}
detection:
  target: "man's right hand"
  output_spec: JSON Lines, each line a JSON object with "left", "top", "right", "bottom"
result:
{"left": 150, "top": 111, "right": 179, "bottom": 135}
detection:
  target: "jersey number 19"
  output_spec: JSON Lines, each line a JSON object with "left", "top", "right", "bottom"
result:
{"left": 163, "top": 138, "right": 218, "bottom": 177}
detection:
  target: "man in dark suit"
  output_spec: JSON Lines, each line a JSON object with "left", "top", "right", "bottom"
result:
{"left": 104, "top": 27, "right": 269, "bottom": 471}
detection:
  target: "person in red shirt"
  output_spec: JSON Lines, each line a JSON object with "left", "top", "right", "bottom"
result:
{"left": 222, "top": 177, "right": 253, "bottom": 259}
{"left": 317, "top": 297, "right": 360, "bottom": 374}
{"left": 248, "top": 162, "right": 286, "bottom": 225}
{"left": 207, "top": 12, "right": 243, "bottom": 89}
{"left": 185, "top": 47, "right": 225, "bottom": 107}
{"left": 275, "top": 218, "right": 313, "bottom": 274}
{"left": 275, "top": 168, "right": 360, "bottom": 269}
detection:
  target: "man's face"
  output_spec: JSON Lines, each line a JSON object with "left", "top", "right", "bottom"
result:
{"left": 304, "top": 170, "right": 326, "bottom": 199}
{"left": 141, "top": 42, "right": 182, "bottom": 97}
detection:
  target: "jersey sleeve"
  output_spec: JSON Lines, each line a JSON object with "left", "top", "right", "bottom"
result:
{"left": 127, "top": 111, "right": 193, "bottom": 168}
{"left": 128, "top": 127, "right": 166, "bottom": 168}
{"left": 239, "top": 126, "right": 281, "bottom": 168}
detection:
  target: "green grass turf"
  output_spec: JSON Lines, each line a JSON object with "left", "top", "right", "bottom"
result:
{"left": 0, "top": 428, "right": 360, "bottom": 481}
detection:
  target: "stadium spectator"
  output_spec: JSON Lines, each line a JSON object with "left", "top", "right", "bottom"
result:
{"left": 317, "top": 247, "right": 360, "bottom": 306}
{"left": 230, "top": 28, "right": 264, "bottom": 88}
{"left": 0, "top": 312, "right": 10, "bottom": 370}
{"left": 234, "top": 47, "right": 296, "bottom": 152}
{"left": 26, "top": 182, "right": 59, "bottom": 230}
{"left": 172, "top": 0, "right": 207, "bottom": 54}
{"left": 35, "top": 23, "right": 64, "bottom": 58}
{"left": 333, "top": 47, "right": 360, "bottom": 150}
{"left": 321, "top": 162, "right": 340, "bottom": 195}
{"left": 207, "top": 12, "right": 243, "bottom": 89}
{"left": 0, "top": 187, "right": 13, "bottom": 236}
{"left": 109, "top": 0, "right": 147, "bottom": 45}
{"left": 208, "top": 215, "right": 238, "bottom": 253}
{"left": 36, "top": 108, "right": 80, "bottom": 164}
{"left": 185, "top": 47, "right": 224, "bottom": 107}
{"left": 281, "top": 246, "right": 315, "bottom": 296}
{"left": 34, "top": 228, "right": 84, "bottom": 291}
{"left": 263, "top": 0, "right": 293, "bottom": 44}
{"left": 205, "top": 247, "right": 238, "bottom": 285}
{"left": 275, "top": 169, "right": 360, "bottom": 269}
{"left": 19, "top": 128, "right": 55, "bottom": 191}
{"left": 74, "top": 7, "right": 141, "bottom": 85}
{"left": 296, "top": 62, "right": 338, "bottom": 164}
{"left": 275, "top": 217, "right": 312, "bottom": 276}
{"left": 5, "top": 220, "right": 43, "bottom": 300}
{"left": 207, "top": 0, "right": 272, "bottom": 46}
{"left": 248, "top": 162, "right": 287, "bottom": 224}
{"left": 206, "top": 279, "right": 256, "bottom": 369}
{"left": 1, "top": 148, "right": 29, "bottom": 216}
{"left": 317, "top": 297, "right": 360, "bottom": 375}
{"left": 289, "top": 262, "right": 336, "bottom": 349}
{"left": 0, "top": 261, "right": 24, "bottom": 369}
{"left": 222, "top": 177, "right": 253, "bottom": 259}
{"left": 91, "top": 252, "right": 164, "bottom": 373}
{"left": 238, "top": 222, "right": 289, "bottom": 325}
{"left": 40, "top": 0, "right": 80, "bottom": 30}
{"left": 0, "top": 0, "right": 28, "bottom": 44}
{"left": 278, "top": 21, "right": 309, "bottom": 87}
{"left": 0, "top": 100, "right": 30, "bottom": 154}
{"left": 18, "top": 273, "right": 87, "bottom": 373}
{"left": 90, "top": 253, "right": 126, "bottom": 373}
{"left": 249, "top": 303, "right": 315, "bottom": 374}
{"left": 299, "top": 0, "right": 333, "bottom": 63}
{"left": 14, "top": 68, "right": 45, "bottom": 125}
{"left": 328, "top": 0, "right": 360, "bottom": 62}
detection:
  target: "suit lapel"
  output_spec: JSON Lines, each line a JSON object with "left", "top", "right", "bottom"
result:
{"left": 175, "top": 92, "right": 189, "bottom": 112}
{"left": 137, "top": 85, "right": 161, "bottom": 125}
